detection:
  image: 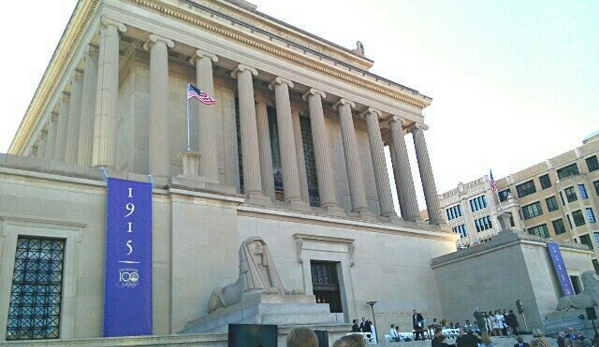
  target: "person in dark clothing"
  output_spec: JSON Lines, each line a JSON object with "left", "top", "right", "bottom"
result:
{"left": 506, "top": 310, "right": 519, "bottom": 335}
{"left": 351, "top": 319, "right": 361, "bottom": 332}
{"left": 557, "top": 331, "right": 566, "bottom": 347}
{"left": 359, "top": 317, "right": 372, "bottom": 333}
{"left": 413, "top": 309, "right": 425, "bottom": 341}
{"left": 458, "top": 331, "right": 482, "bottom": 347}
{"left": 432, "top": 328, "right": 443, "bottom": 347}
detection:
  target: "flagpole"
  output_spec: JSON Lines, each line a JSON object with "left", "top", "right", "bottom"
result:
{"left": 186, "top": 83, "right": 191, "bottom": 152}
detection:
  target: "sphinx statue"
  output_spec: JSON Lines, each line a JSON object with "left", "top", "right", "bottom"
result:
{"left": 207, "top": 236, "right": 302, "bottom": 313}
{"left": 555, "top": 270, "right": 599, "bottom": 311}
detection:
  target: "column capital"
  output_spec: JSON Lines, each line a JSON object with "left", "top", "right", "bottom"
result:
{"left": 231, "top": 64, "right": 258, "bottom": 78}
{"left": 84, "top": 44, "right": 99, "bottom": 57}
{"left": 51, "top": 111, "right": 59, "bottom": 122}
{"left": 409, "top": 122, "right": 429, "bottom": 132}
{"left": 254, "top": 94, "right": 271, "bottom": 105}
{"left": 189, "top": 49, "right": 218, "bottom": 65}
{"left": 71, "top": 69, "right": 84, "bottom": 81}
{"left": 61, "top": 92, "right": 71, "bottom": 103}
{"left": 389, "top": 115, "right": 410, "bottom": 127}
{"left": 359, "top": 107, "right": 382, "bottom": 119}
{"left": 301, "top": 88, "right": 326, "bottom": 100}
{"left": 40, "top": 129, "right": 48, "bottom": 139}
{"left": 100, "top": 17, "right": 127, "bottom": 33}
{"left": 333, "top": 98, "right": 355, "bottom": 110}
{"left": 268, "top": 76, "right": 294, "bottom": 90}
{"left": 143, "top": 34, "right": 175, "bottom": 50}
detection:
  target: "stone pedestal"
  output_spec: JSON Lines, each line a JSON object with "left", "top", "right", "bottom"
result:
{"left": 544, "top": 308, "right": 592, "bottom": 336}
{"left": 180, "top": 293, "right": 340, "bottom": 334}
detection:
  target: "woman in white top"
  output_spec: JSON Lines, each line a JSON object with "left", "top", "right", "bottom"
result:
{"left": 494, "top": 310, "right": 504, "bottom": 336}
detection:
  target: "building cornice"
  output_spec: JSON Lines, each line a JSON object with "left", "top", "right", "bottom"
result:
{"left": 135, "top": 0, "right": 432, "bottom": 108}
{"left": 9, "top": 0, "right": 101, "bottom": 154}
{"left": 9, "top": 0, "right": 431, "bottom": 154}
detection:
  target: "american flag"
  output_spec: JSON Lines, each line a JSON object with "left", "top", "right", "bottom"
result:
{"left": 187, "top": 83, "right": 216, "bottom": 105}
{"left": 489, "top": 169, "right": 497, "bottom": 191}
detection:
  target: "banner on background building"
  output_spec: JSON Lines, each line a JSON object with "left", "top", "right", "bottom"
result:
{"left": 103, "top": 177, "right": 153, "bottom": 337}
{"left": 547, "top": 242, "right": 575, "bottom": 296}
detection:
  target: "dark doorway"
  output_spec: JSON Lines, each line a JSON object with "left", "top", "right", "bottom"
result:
{"left": 311, "top": 261, "right": 342, "bottom": 313}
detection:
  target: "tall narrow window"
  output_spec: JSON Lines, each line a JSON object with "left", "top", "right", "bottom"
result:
{"left": 564, "top": 186, "right": 578, "bottom": 203}
{"left": 586, "top": 155, "right": 599, "bottom": 172}
{"left": 310, "top": 261, "right": 342, "bottom": 313}
{"left": 539, "top": 174, "right": 552, "bottom": 189}
{"left": 268, "top": 106, "right": 284, "bottom": 200}
{"left": 546, "top": 196, "right": 559, "bottom": 212}
{"left": 299, "top": 115, "right": 320, "bottom": 206}
{"left": 6, "top": 237, "right": 65, "bottom": 340}
{"left": 235, "top": 98, "right": 244, "bottom": 193}
{"left": 578, "top": 184, "right": 588, "bottom": 199}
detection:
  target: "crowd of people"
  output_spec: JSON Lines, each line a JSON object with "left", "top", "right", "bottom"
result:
{"left": 472, "top": 308, "right": 519, "bottom": 336}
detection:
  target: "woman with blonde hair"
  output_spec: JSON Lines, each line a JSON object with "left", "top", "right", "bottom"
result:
{"left": 530, "top": 328, "right": 550, "bottom": 347}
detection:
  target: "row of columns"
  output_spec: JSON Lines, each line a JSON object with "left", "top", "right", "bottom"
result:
{"left": 28, "top": 16, "right": 443, "bottom": 224}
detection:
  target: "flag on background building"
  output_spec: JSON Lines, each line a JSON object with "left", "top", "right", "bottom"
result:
{"left": 489, "top": 169, "right": 497, "bottom": 191}
{"left": 187, "top": 83, "right": 216, "bottom": 105}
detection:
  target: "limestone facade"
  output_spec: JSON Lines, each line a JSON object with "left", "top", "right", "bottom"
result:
{"left": 1, "top": 0, "right": 457, "bottom": 343}
{"left": 438, "top": 136, "right": 599, "bottom": 274}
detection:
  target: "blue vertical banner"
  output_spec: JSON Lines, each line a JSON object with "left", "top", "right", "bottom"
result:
{"left": 103, "top": 178, "right": 153, "bottom": 337}
{"left": 547, "top": 242, "right": 575, "bottom": 296}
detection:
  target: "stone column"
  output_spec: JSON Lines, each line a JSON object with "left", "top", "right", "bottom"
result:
{"left": 64, "top": 70, "right": 83, "bottom": 164}
{"left": 334, "top": 99, "right": 369, "bottom": 214}
{"left": 411, "top": 124, "right": 444, "bottom": 224}
{"left": 302, "top": 89, "right": 340, "bottom": 209}
{"left": 54, "top": 93, "right": 70, "bottom": 162}
{"left": 255, "top": 95, "right": 275, "bottom": 200}
{"left": 190, "top": 50, "right": 219, "bottom": 182}
{"left": 78, "top": 46, "right": 98, "bottom": 166}
{"left": 362, "top": 108, "right": 396, "bottom": 218}
{"left": 291, "top": 107, "right": 310, "bottom": 204}
{"left": 388, "top": 116, "right": 420, "bottom": 221}
{"left": 144, "top": 34, "right": 174, "bottom": 179}
{"left": 92, "top": 18, "right": 126, "bottom": 168}
{"left": 37, "top": 131, "right": 47, "bottom": 159}
{"left": 44, "top": 112, "right": 58, "bottom": 160}
{"left": 231, "top": 65, "right": 266, "bottom": 200}
{"left": 268, "top": 77, "right": 303, "bottom": 204}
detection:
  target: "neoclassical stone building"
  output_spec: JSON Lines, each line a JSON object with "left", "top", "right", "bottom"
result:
{"left": 1, "top": 0, "right": 457, "bottom": 343}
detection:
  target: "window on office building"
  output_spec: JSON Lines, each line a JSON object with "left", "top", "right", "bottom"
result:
{"left": 445, "top": 204, "right": 462, "bottom": 221}
{"left": 595, "top": 180, "right": 599, "bottom": 196}
{"left": 587, "top": 208, "right": 596, "bottom": 223}
{"left": 469, "top": 195, "right": 487, "bottom": 212}
{"left": 593, "top": 259, "right": 599, "bottom": 273}
{"left": 475, "top": 216, "right": 493, "bottom": 232}
{"left": 528, "top": 224, "right": 549, "bottom": 239}
{"left": 580, "top": 234, "right": 594, "bottom": 250}
{"left": 498, "top": 189, "right": 511, "bottom": 202}
{"left": 516, "top": 180, "right": 536, "bottom": 198}
{"left": 572, "top": 210, "right": 586, "bottom": 227}
{"left": 522, "top": 201, "right": 543, "bottom": 220}
{"left": 557, "top": 163, "right": 580, "bottom": 179}
{"left": 594, "top": 232, "right": 599, "bottom": 248}
{"left": 6, "top": 237, "right": 64, "bottom": 341}
{"left": 586, "top": 155, "right": 599, "bottom": 172}
{"left": 552, "top": 219, "right": 567, "bottom": 235}
{"left": 564, "top": 186, "right": 578, "bottom": 203}
{"left": 452, "top": 224, "right": 467, "bottom": 238}
{"left": 545, "top": 196, "right": 559, "bottom": 212}
{"left": 539, "top": 174, "right": 552, "bottom": 189}
{"left": 579, "top": 184, "right": 588, "bottom": 199}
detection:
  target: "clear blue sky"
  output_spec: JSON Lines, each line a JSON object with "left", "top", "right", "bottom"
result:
{"left": 1, "top": 0, "right": 597, "bottom": 208}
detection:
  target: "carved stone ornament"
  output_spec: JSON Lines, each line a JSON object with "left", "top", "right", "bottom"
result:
{"left": 555, "top": 270, "right": 599, "bottom": 311}
{"left": 207, "top": 236, "right": 304, "bottom": 313}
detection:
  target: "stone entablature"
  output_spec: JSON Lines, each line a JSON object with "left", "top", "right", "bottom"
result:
{"left": 9, "top": 0, "right": 431, "bottom": 155}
